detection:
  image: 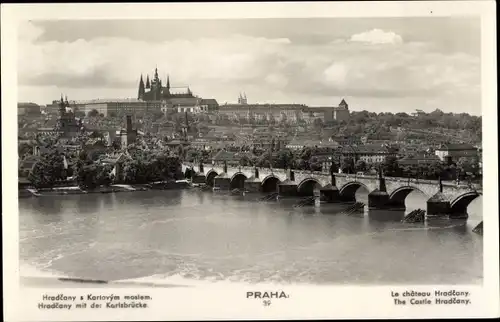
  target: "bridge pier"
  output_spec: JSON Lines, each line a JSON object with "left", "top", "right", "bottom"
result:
{"left": 192, "top": 172, "right": 206, "bottom": 184}
{"left": 320, "top": 185, "right": 340, "bottom": 203}
{"left": 367, "top": 169, "right": 392, "bottom": 210}
{"left": 426, "top": 195, "right": 451, "bottom": 217}
{"left": 320, "top": 174, "right": 340, "bottom": 203}
{"left": 425, "top": 178, "right": 467, "bottom": 218}
{"left": 191, "top": 163, "right": 206, "bottom": 184}
{"left": 214, "top": 174, "right": 231, "bottom": 190}
{"left": 213, "top": 162, "right": 231, "bottom": 190}
{"left": 244, "top": 168, "right": 262, "bottom": 192}
{"left": 367, "top": 190, "right": 391, "bottom": 210}
{"left": 278, "top": 170, "right": 298, "bottom": 197}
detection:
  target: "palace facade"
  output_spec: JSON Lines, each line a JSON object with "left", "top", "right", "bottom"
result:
{"left": 217, "top": 94, "right": 350, "bottom": 124}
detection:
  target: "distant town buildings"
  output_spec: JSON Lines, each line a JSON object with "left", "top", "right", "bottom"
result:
{"left": 434, "top": 144, "right": 478, "bottom": 162}
{"left": 339, "top": 144, "right": 399, "bottom": 164}
{"left": 411, "top": 109, "right": 426, "bottom": 117}
{"left": 18, "top": 102, "right": 41, "bottom": 116}
{"left": 218, "top": 94, "right": 350, "bottom": 124}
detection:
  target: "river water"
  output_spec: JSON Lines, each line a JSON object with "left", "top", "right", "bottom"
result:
{"left": 19, "top": 188, "right": 483, "bottom": 286}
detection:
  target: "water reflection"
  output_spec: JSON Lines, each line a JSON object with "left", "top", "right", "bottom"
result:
{"left": 368, "top": 209, "right": 405, "bottom": 222}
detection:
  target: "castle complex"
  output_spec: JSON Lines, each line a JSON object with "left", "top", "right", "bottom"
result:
{"left": 218, "top": 94, "right": 350, "bottom": 124}
{"left": 42, "top": 67, "right": 349, "bottom": 123}
{"left": 137, "top": 67, "right": 194, "bottom": 101}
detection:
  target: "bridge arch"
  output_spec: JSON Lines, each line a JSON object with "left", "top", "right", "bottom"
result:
{"left": 205, "top": 170, "right": 218, "bottom": 187}
{"left": 297, "top": 178, "right": 322, "bottom": 196}
{"left": 230, "top": 172, "right": 248, "bottom": 190}
{"left": 261, "top": 175, "right": 281, "bottom": 193}
{"left": 389, "top": 186, "right": 429, "bottom": 207}
{"left": 339, "top": 181, "right": 370, "bottom": 202}
{"left": 450, "top": 192, "right": 482, "bottom": 214}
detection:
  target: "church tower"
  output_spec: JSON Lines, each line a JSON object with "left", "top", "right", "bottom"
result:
{"left": 138, "top": 74, "right": 145, "bottom": 100}
{"left": 165, "top": 75, "right": 171, "bottom": 96}
{"left": 59, "top": 94, "right": 66, "bottom": 116}
{"left": 146, "top": 75, "right": 150, "bottom": 89}
{"left": 339, "top": 98, "right": 348, "bottom": 110}
{"left": 238, "top": 92, "right": 248, "bottom": 105}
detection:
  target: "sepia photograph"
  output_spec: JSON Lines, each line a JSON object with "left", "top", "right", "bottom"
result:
{"left": 3, "top": 1, "right": 499, "bottom": 320}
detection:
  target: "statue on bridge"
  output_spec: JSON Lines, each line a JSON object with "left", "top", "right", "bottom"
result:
{"left": 329, "top": 163, "right": 336, "bottom": 186}
{"left": 254, "top": 167, "right": 259, "bottom": 179}
{"left": 223, "top": 160, "right": 228, "bottom": 174}
{"left": 199, "top": 162, "right": 204, "bottom": 173}
{"left": 378, "top": 164, "right": 384, "bottom": 179}
{"left": 378, "top": 164, "right": 387, "bottom": 192}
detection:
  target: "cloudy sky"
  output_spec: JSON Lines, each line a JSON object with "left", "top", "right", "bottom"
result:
{"left": 18, "top": 18, "right": 481, "bottom": 114}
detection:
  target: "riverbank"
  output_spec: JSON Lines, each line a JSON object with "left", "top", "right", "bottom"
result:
{"left": 19, "top": 180, "right": 191, "bottom": 198}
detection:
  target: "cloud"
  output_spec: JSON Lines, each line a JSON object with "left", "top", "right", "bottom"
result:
{"left": 323, "top": 63, "right": 349, "bottom": 85}
{"left": 350, "top": 29, "right": 403, "bottom": 45}
{"left": 17, "top": 21, "right": 480, "bottom": 114}
{"left": 265, "top": 73, "right": 289, "bottom": 88}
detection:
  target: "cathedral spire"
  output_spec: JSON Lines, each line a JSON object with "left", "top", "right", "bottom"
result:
{"left": 166, "top": 75, "right": 170, "bottom": 90}
{"left": 146, "top": 75, "right": 150, "bottom": 89}
{"left": 138, "top": 74, "right": 145, "bottom": 100}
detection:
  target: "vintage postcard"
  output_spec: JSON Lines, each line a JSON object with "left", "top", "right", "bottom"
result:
{"left": 2, "top": 1, "right": 499, "bottom": 320}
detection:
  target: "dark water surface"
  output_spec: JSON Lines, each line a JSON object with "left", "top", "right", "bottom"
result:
{"left": 19, "top": 188, "right": 483, "bottom": 285}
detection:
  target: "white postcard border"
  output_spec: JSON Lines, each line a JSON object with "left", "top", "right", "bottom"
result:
{"left": 2, "top": 1, "right": 498, "bottom": 320}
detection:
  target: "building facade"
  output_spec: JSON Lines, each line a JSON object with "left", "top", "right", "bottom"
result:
{"left": 18, "top": 102, "right": 41, "bottom": 116}
{"left": 435, "top": 144, "right": 478, "bottom": 162}
{"left": 217, "top": 96, "right": 350, "bottom": 124}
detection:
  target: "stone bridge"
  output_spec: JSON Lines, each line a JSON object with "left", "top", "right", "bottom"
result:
{"left": 182, "top": 163, "right": 482, "bottom": 218}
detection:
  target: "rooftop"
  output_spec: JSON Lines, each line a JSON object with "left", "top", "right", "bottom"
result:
{"left": 436, "top": 144, "right": 477, "bottom": 151}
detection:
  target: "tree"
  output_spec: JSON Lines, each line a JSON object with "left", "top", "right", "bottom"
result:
{"left": 341, "top": 157, "right": 355, "bottom": 174}
{"left": 88, "top": 109, "right": 99, "bottom": 117}
{"left": 308, "top": 156, "right": 322, "bottom": 171}
{"left": 354, "top": 160, "right": 367, "bottom": 172}
{"left": 274, "top": 149, "right": 295, "bottom": 169}
{"left": 383, "top": 156, "right": 400, "bottom": 177}
{"left": 28, "top": 150, "right": 66, "bottom": 188}
{"left": 313, "top": 118, "right": 324, "bottom": 129}
{"left": 76, "top": 164, "right": 113, "bottom": 189}
{"left": 18, "top": 143, "right": 33, "bottom": 158}
{"left": 239, "top": 155, "right": 251, "bottom": 166}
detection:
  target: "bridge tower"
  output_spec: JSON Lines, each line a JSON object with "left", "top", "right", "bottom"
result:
{"left": 367, "top": 167, "right": 391, "bottom": 209}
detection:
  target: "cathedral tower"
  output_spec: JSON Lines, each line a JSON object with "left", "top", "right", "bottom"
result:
{"left": 138, "top": 74, "right": 145, "bottom": 100}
